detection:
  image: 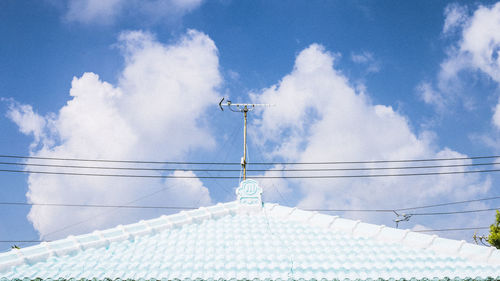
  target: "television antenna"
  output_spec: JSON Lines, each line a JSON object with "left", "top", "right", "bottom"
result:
{"left": 219, "top": 97, "right": 274, "bottom": 181}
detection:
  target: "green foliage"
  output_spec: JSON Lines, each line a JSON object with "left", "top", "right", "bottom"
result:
{"left": 487, "top": 210, "right": 500, "bottom": 249}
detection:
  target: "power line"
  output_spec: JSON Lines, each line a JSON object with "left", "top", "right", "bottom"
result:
{"left": 41, "top": 183, "right": 195, "bottom": 240}
{"left": 0, "top": 169, "right": 236, "bottom": 178}
{"left": 396, "top": 196, "right": 500, "bottom": 211}
{"left": 4, "top": 167, "right": 500, "bottom": 179}
{"left": 2, "top": 160, "right": 500, "bottom": 172}
{"left": 0, "top": 161, "right": 237, "bottom": 172}
{"left": 1, "top": 226, "right": 493, "bottom": 244}
{"left": 259, "top": 161, "right": 500, "bottom": 171}
{"left": 249, "top": 155, "right": 500, "bottom": 165}
{"left": 310, "top": 208, "right": 394, "bottom": 212}
{"left": 2, "top": 153, "right": 500, "bottom": 166}
{"left": 2, "top": 201, "right": 390, "bottom": 211}
{"left": 411, "top": 207, "right": 500, "bottom": 216}
{"left": 2, "top": 197, "right": 500, "bottom": 215}
{"left": 0, "top": 202, "right": 197, "bottom": 209}
{"left": 0, "top": 240, "right": 48, "bottom": 243}
{"left": 0, "top": 202, "right": 396, "bottom": 212}
{"left": 309, "top": 207, "right": 500, "bottom": 215}
{"left": 0, "top": 155, "right": 240, "bottom": 165}
{"left": 414, "top": 227, "right": 490, "bottom": 232}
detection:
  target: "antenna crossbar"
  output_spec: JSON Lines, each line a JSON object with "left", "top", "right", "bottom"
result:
{"left": 228, "top": 103, "right": 274, "bottom": 107}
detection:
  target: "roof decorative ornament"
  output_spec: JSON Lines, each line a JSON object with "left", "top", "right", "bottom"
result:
{"left": 236, "top": 179, "right": 263, "bottom": 211}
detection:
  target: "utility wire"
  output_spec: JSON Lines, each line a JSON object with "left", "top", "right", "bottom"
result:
{"left": 397, "top": 196, "right": 500, "bottom": 211}
{"left": 4, "top": 167, "right": 500, "bottom": 178}
{"left": 0, "top": 202, "right": 197, "bottom": 209}
{"left": 36, "top": 182, "right": 192, "bottom": 243}
{"left": 1, "top": 201, "right": 390, "bottom": 211}
{"left": 308, "top": 207, "right": 500, "bottom": 214}
{"left": 2, "top": 196, "right": 500, "bottom": 214}
{"left": 411, "top": 207, "right": 500, "bottom": 216}
{"left": 2, "top": 153, "right": 500, "bottom": 165}
{"left": 3, "top": 160, "right": 500, "bottom": 173}
{"left": 250, "top": 155, "right": 500, "bottom": 165}
{"left": 414, "top": 227, "right": 490, "bottom": 232}
{"left": 0, "top": 240, "right": 48, "bottom": 243}
{"left": 0, "top": 155, "right": 239, "bottom": 165}
{"left": 2, "top": 226, "right": 492, "bottom": 243}
{"left": 0, "top": 161, "right": 237, "bottom": 172}
{"left": 2, "top": 199, "right": 497, "bottom": 245}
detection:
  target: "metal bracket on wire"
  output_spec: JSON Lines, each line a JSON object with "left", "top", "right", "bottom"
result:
{"left": 393, "top": 210, "right": 412, "bottom": 228}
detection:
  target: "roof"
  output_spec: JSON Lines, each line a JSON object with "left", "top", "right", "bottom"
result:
{"left": 1, "top": 180, "right": 500, "bottom": 280}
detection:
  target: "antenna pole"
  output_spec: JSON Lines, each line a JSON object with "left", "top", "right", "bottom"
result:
{"left": 219, "top": 97, "right": 274, "bottom": 183}
{"left": 243, "top": 107, "right": 248, "bottom": 180}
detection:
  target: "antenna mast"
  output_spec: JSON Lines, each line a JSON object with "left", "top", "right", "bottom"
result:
{"left": 219, "top": 98, "right": 273, "bottom": 181}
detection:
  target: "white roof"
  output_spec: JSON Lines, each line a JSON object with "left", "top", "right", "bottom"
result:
{"left": 1, "top": 180, "right": 499, "bottom": 280}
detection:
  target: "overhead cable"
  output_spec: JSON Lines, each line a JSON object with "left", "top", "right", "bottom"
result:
{"left": 315, "top": 207, "right": 500, "bottom": 215}
{"left": 1, "top": 197, "right": 499, "bottom": 215}
{"left": 411, "top": 207, "right": 500, "bottom": 216}
{"left": 0, "top": 240, "right": 48, "bottom": 243}
{"left": 2, "top": 153, "right": 500, "bottom": 165}
{"left": 4, "top": 167, "right": 500, "bottom": 179}
{"left": 2, "top": 160, "right": 500, "bottom": 172}
{"left": 1, "top": 226, "right": 492, "bottom": 244}
{"left": 0, "top": 201, "right": 393, "bottom": 211}
{"left": 396, "top": 196, "right": 500, "bottom": 211}
{"left": 0, "top": 155, "right": 239, "bottom": 165}
{"left": 413, "top": 226, "right": 490, "bottom": 232}
{"left": 0, "top": 202, "right": 197, "bottom": 209}
{"left": 249, "top": 155, "right": 500, "bottom": 165}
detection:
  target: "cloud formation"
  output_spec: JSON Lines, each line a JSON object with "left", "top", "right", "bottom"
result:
{"left": 350, "top": 51, "right": 380, "bottom": 73}
{"left": 251, "top": 44, "right": 491, "bottom": 234}
{"left": 64, "top": 0, "right": 203, "bottom": 24}
{"left": 442, "top": 3, "right": 468, "bottom": 34}
{"left": 441, "top": 2, "right": 500, "bottom": 83}
{"left": 421, "top": 2, "right": 500, "bottom": 115}
{"left": 7, "top": 30, "right": 220, "bottom": 239}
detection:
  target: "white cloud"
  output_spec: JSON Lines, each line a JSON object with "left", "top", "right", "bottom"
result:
{"left": 65, "top": 0, "right": 123, "bottom": 24}
{"left": 64, "top": 0, "right": 203, "bottom": 24}
{"left": 351, "top": 51, "right": 380, "bottom": 73}
{"left": 351, "top": 52, "right": 373, "bottom": 64}
{"left": 494, "top": 98, "right": 500, "bottom": 130}
{"left": 416, "top": 82, "right": 447, "bottom": 112}
{"left": 454, "top": 2, "right": 500, "bottom": 131}
{"left": 257, "top": 165, "right": 292, "bottom": 204}
{"left": 227, "top": 70, "right": 240, "bottom": 81}
{"left": 456, "top": 3, "right": 500, "bottom": 84}
{"left": 7, "top": 30, "right": 219, "bottom": 239}
{"left": 6, "top": 102, "right": 49, "bottom": 148}
{"left": 425, "top": 3, "right": 500, "bottom": 115}
{"left": 411, "top": 224, "right": 431, "bottom": 232}
{"left": 443, "top": 3, "right": 468, "bottom": 34}
{"left": 251, "top": 44, "right": 490, "bottom": 233}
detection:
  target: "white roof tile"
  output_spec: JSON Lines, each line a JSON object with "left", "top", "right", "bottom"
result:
{"left": 0, "top": 200, "right": 499, "bottom": 280}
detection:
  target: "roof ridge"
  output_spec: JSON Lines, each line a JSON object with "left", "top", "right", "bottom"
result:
{"left": 0, "top": 201, "right": 241, "bottom": 272}
{"left": 263, "top": 203, "right": 500, "bottom": 265}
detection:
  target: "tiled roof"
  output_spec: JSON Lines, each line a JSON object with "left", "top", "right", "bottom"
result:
{"left": 1, "top": 200, "right": 500, "bottom": 280}
{"left": 0, "top": 279, "right": 498, "bottom": 281}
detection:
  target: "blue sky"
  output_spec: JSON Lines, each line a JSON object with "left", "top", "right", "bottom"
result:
{"left": 2, "top": 0, "right": 500, "bottom": 251}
